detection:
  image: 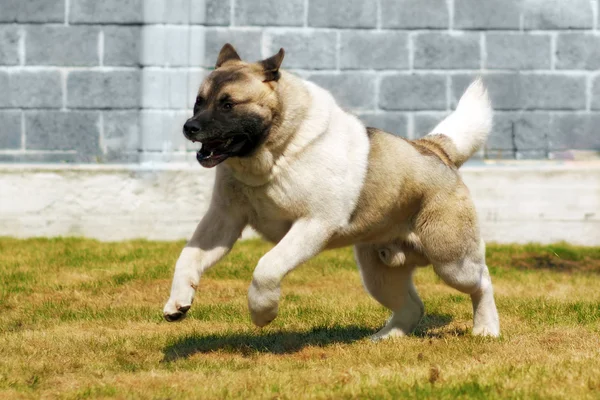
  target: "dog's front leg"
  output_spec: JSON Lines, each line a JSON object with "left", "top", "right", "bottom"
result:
{"left": 163, "top": 205, "right": 246, "bottom": 322}
{"left": 248, "top": 219, "right": 332, "bottom": 327}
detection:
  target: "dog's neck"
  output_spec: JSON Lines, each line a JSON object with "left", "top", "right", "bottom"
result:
{"left": 224, "top": 71, "right": 333, "bottom": 186}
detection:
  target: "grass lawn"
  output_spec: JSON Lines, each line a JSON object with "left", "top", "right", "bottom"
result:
{"left": 1, "top": 238, "right": 599, "bottom": 399}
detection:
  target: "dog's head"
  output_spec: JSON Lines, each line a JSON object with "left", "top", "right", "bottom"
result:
{"left": 184, "top": 43, "right": 285, "bottom": 168}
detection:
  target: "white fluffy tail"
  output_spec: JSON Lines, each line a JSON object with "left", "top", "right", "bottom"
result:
{"left": 428, "top": 78, "right": 492, "bottom": 167}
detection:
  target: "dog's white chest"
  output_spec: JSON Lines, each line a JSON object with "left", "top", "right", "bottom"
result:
{"left": 241, "top": 178, "right": 300, "bottom": 235}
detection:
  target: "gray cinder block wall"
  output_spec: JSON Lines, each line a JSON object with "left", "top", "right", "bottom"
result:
{"left": 1, "top": 0, "right": 599, "bottom": 163}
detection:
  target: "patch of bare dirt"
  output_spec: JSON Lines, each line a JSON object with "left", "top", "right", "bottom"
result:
{"left": 512, "top": 253, "right": 600, "bottom": 274}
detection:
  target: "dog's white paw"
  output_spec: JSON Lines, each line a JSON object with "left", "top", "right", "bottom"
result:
{"left": 472, "top": 324, "right": 500, "bottom": 337}
{"left": 247, "top": 277, "right": 280, "bottom": 327}
{"left": 163, "top": 280, "right": 196, "bottom": 322}
{"left": 370, "top": 325, "right": 409, "bottom": 342}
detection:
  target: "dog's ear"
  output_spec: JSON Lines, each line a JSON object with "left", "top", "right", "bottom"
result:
{"left": 215, "top": 43, "right": 241, "bottom": 68}
{"left": 259, "top": 48, "right": 285, "bottom": 82}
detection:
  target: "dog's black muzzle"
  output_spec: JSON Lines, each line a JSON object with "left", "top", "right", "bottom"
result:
{"left": 183, "top": 119, "right": 203, "bottom": 142}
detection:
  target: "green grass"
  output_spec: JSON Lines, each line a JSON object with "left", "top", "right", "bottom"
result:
{"left": 0, "top": 237, "right": 599, "bottom": 399}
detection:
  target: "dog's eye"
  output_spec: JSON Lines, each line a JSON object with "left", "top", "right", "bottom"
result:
{"left": 195, "top": 96, "right": 203, "bottom": 105}
{"left": 222, "top": 102, "right": 234, "bottom": 111}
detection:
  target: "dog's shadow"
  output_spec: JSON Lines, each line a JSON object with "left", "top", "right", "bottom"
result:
{"left": 162, "top": 313, "right": 454, "bottom": 362}
{"left": 413, "top": 313, "right": 462, "bottom": 338}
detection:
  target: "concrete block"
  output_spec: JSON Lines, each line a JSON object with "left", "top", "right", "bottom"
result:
{"left": 140, "top": 111, "right": 166, "bottom": 151}
{"left": 265, "top": 30, "right": 337, "bottom": 70}
{"left": 580, "top": 113, "right": 600, "bottom": 151}
{"left": 2, "top": 0, "right": 65, "bottom": 23}
{"left": 454, "top": 0, "right": 521, "bottom": 29}
{"left": 141, "top": 110, "right": 191, "bottom": 151}
{"left": 70, "top": 0, "right": 143, "bottom": 24}
{"left": 187, "top": 69, "right": 209, "bottom": 109}
{"left": 165, "top": 26, "right": 191, "bottom": 67}
{"left": 520, "top": 75, "right": 586, "bottom": 111}
{"left": 0, "top": 26, "right": 19, "bottom": 65}
{"left": 340, "top": 31, "right": 409, "bottom": 70}
{"left": 380, "top": 74, "right": 446, "bottom": 111}
{"left": 414, "top": 32, "right": 480, "bottom": 69}
{"left": 203, "top": 28, "right": 262, "bottom": 67}
{"left": 104, "top": 26, "right": 141, "bottom": 66}
{"left": 488, "top": 113, "right": 517, "bottom": 150}
{"left": 25, "top": 110, "right": 101, "bottom": 159}
{"left": 358, "top": 112, "right": 408, "bottom": 137}
{"left": 0, "top": 110, "right": 21, "bottom": 149}
{"left": 0, "top": 70, "right": 62, "bottom": 108}
{"left": 235, "top": 0, "right": 304, "bottom": 26}
{"left": 162, "top": 0, "right": 189, "bottom": 24}
{"left": 103, "top": 110, "right": 140, "bottom": 161}
{"left": 381, "top": 0, "right": 448, "bottom": 29}
{"left": 140, "top": 26, "right": 163, "bottom": 66}
{"left": 556, "top": 33, "right": 600, "bottom": 70}
{"left": 307, "top": 72, "right": 376, "bottom": 110}
{"left": 523, "top": 0, "right": 593, "bottom": 29}
{"left": 591, "top": 77, "right": 600, "bottom": 110}
{"left": 26, "top": 26, "right": 99, "bottom": 66}
{"left": 308, "top": 0, "right": 376, "bottom": 28}
{"left": 0, "top": 72, "right": 9, "bottom": 107}
{"left": 490, "top": 113, "right": 516, "bottom": 150}
{"left": 145, "top": 0, "right": 229, "bottom": 24}
{"left": 204, "top": 0, "right": 231, "bottom": 25}
{"left": 507, "top": 112, "right": 551, "bottom": 151}
{"left": 413, "top": 112, "right": 450, "bottom": 138}
{"left": 67, "top": 71, "right": 141, "bottom": 109}
{"left": 181, "top": 0, "right": 232, "bottom": 25}
{"left": 188, "top": 26, "right": 206, "bottom": 67}
{"left": 486, "top": 112, "right": 564, "bottom": 157}
{"left": 141, "top": 69, "right": 190, "bottom": 109}
{"left": 141, "top": 26, "right": 191, "bottom": 67}
{"left": 144, "top": 0, "right": 177, "bottom": 23}
{"left": 452, "top": 74, "right": 586, "bottom": 111}
{"left": 549, "top": 114, "right": 600, "bottom": 151}
{"left": 0, "top": 0, "right": 18, "bottom": 22}
{"left": 141, "top": 69, "right": 168, "bottom": 109}
{"left": 166, "top": 70, "right": 190, "bottom": 110}
{"left": 486, "top": 33, "right": 551, "bottom": 70}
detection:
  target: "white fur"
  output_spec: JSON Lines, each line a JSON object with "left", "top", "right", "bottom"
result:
{"left": 429, "top": 78, "right": 492, "bottom": 166}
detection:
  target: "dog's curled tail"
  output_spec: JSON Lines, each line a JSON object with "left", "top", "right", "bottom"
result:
{"left": 427, "top": 78, "right": 492, "bottom": 168}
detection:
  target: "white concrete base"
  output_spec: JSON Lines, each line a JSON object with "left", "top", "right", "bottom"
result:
{"left": 1, "top": 161, "right": 599, "bottom": 245}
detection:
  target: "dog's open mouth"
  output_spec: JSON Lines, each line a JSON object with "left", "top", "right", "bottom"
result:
{"left": 196, "top": 135, "right": 247, "bottom": 168}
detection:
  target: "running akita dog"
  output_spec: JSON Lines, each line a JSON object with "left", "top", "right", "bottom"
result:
{"left": 163, "top": 44, "right": 500, "bottom": 340}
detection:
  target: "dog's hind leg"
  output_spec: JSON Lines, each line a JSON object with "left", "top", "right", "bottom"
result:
{"left": 354, "top": 244, "right": 424, "bottom": 341}
{"left": 432, "top": 241, "right": 500, "bottom": 337}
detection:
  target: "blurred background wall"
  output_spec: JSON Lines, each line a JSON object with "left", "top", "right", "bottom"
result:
{"left": 1, "top": 0, "right": 599, "bottom": 243}
{"left": 1, "top": 0, "right": 599, "bottom": 164}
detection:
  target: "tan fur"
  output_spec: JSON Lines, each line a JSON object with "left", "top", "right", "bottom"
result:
{"left": 327, "top": 128, "right": 480, "bottom": 266}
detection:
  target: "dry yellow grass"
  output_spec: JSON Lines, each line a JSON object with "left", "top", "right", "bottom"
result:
{"left": 1, "top": 238, "right": 599, "bottom": 399}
